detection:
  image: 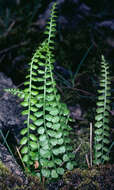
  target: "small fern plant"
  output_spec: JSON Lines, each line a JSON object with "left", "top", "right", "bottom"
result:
{"left": 5, "top": 2, "right": 75, "bottom": 179}
{"left": 94, "top": 55, "right": 111, "bottom": 165}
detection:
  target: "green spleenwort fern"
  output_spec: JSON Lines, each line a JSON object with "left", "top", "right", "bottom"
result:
{"left": 94, "top": 55, "right": 111, "bottom": 165}
{"left": 5, "top": 2, "right": 75, "bottom": 179}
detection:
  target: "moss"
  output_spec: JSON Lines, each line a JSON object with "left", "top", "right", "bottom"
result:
{"left": 62, "top": 166, "right": 114, "bottom": 190}
{"left": 0, "top": 161, "right": 10, "bottom": 176}
{"left": 0, "top": 161, "right": 43, "bottom": 190}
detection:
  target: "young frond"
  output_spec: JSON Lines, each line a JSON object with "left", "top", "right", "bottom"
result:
{"left": 94, "top": 55, "right": 111, "bottom": 165}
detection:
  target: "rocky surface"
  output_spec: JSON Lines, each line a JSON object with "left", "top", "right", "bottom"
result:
{"left": 0, "top": 72, "right": 26, "bottom": 181}
{"left": 0, "top": 143, "right": 27, "bottom": 184}
{"left": 0, "top": 72, "right": 25, "bottom": 144}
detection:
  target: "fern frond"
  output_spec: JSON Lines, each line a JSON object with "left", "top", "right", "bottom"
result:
{"left": 44, "top": 2, "right": 57, "bottom": 46}
{"left": 4, "top": 88, "right": 25, "bottom": 99}
{"left": 94, "top": 55, "right": 111, "bottom": 165}
{"left": 5, "top": 2, "right": 75, "bottom": 179}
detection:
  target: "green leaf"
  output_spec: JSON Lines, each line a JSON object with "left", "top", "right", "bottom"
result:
{"left": 104, "top": 131, "right": 110, "bottom": 137}
{"left": 104, "top": 118, "right": 109, "bottom": 123}
{"left": 31, "top": 99, "right": 37, "bottom": 105}
{"left": 95, "top": 121, "right": 103, "bottom": 128}
{"left": 50, "top": 108, "right": 59, "bottom": 116}
{"left": 102, "top": 155, "right": 109, "bottom": 161}
{"left": 29, "top": 151, "right": 38, "bottom": 160}
{"left": 57, "top": 168, "right": 64, "bottom": 175}
{"left": 20, "top": 137, "right": 28, "bottom": 145}
{"left": 46, "top": 88, "right": 54, "bottom": 93}
{"left": 37, "top": 94, "right": 44, "bottom": 100}
{"left": 100, "top": 83, "right": 105, "bottom": 87}
{"left": 47, "top": 161, "right": 55, "bottom": 168}
{"left": 59, "top": 146, "right": 65, "bottom": 153}
{"left": 95, "top": 114, "right": 103, "bottom": 121}
{"left": 38, "top": 70, "right": 45, "bottom": 74}
{"left": 21, "top": 101, "right": 28, "bottom": 107}
{"left": 103, "top": 147, "right": 108, "bottom": 152}
{"left": 97, "top": 89, "right": 104, "bottom": 93}
{"left": 93, "top": 159, "right": 101, "bottom": 165}
{"left": 50, "top": 138, "right": 57, "bottom": 146}
{"left": 51, "top": 170, "right": 58, "bottom": 178}
{"left": 45, "top": 114, "right": 52, "bottom": 121}
{"left": 29, "top": 124, "right": 36, "bottom": 130}
{"left": 95, "top": 129, "right": 103, "bottom": 135}
{"left": 34, "top": 119, "right": 44, "bottom": 126}
{"left": 41, "top": 169, "right": 50, "bottom": 178}
{"left": 98, "top": 95, "right": 104, "bottom": 100}
{"left": 68, "top": 153, "right": 75, "bottom": 159}
{"left": 34, "top": 111, "right": 43, "bottom": 118}
{"left": 66, "top": 146, "right": 73, "bottom": 151}
{"left": 45, "top": 106, "right": 52, "bottom": 111}
{"left": 30, "top": 115, "right": 37, "bottom": 121}
{"left": 40, "top": 149, "right": 51, "bottom": 158}
{"left": 55, "top": 131, "right": 62, "bottom": 138}
{"left": 97, "top": 102, "right": 104, "bottom": 106}
{"left": 66, "top": 162, "right": 73, "bottom": 170}
{"left": 36, "top": 102, "right": 43, "bottom": 108}
{"left": 103, "top": 124, "right": 109, "bottom": 130}
{"left": 21, "top": 146, "right": 28, "bottom": 154}
{"left": 52, "top": 116, "right": 59, "bottom": 123}
{"left": 52, "top": 148, "right": 60, "bottom": 155}
{"left": 38, "top": 86, "right": 44, "bottom": 90}
{"left": 46, "top": 81, "right": 52, "bottom": 85}
{"left": 37, "top": 78, "right": 44, "bottom": 82}
{"left": 63, "top": 154, "right": 69, "bottom": 162}
{"left": 24, "top": 81, "right": 29, "bottom": 85}
{"left": 63, "top": 131, "right": 69, "bottom": 136}
{"left": 47, "top": 130, "right": 56, "bottom": 137}
{"left": 40, "top": 159, "right": 48, "bottom": 167}
{"left": 31, "top": 90, "right": 38, "bottom": 96}
{"left": 20, "top": 128, "right": 28, "bottom": 135}
{"left": 63, "top": 109, "right": 69, "bottom": 116}
{"left": 95, "top": 136, "right": 102, "bottom": 142}
{"left": 96, "top": 108, "right": 104, "bottom": 113}
{"left": 30, "top": 107, "right": 38, "bottom": 112}
{"left": 46, "top": 95, "right": 55, "bottom": 101}
{"left": 95, "top": 152, "right": 102, "bottom": 158}
{"left": 41, "top": 143, "right": 49, "bottom": 150}
{"left": 29, "top": 134, "right": 37, "bottom": 141}
{"left": 46, "top": 122, "right": 52, "bottom": 128}
{"left": 55, "top": 159, "right": 62, "bottom": 165}
{"left": 53, "top": 123, "right": 60, "bottom": 130}
{"left": 21, "top": 110, "right": 28, "bottom": 115}
{"left": 32, "top": 65, "right": 38, "bottom": 69}
{"left": 57, "top": 138, "right": 64, "bottom": 145}
{"left": 40, "top": 140, "right": 48, "bottom": 147}
{"left": 22, "top": 155, "right": 29, "bottom": 162}
{"left": 39, "top": 134, "right": 47, "bottom": 142}
{"left": 95, "top": 144, "right": 102, "bottom": 150}
{"left": 65, "top": 138, "right": 70, "bottom": 144}
{"left": 29, "top": 141, "right": 38, "bottom": 150}
{"left": 103, "top": 138, "right": 110, "bottom": 144}
{"left": 37, "top": 127, "right": 45, "bottom": 134}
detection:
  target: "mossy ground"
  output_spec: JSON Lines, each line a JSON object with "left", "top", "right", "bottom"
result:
{"left": 0, "top": 161, "right": 114, "bottom": 190}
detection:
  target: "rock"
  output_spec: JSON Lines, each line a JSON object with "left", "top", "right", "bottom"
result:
{"left": 0, "top": 72, "right": 25, "bottom": 144}
{"left": 0, "top": 143, "right": 27, "bottom": 184}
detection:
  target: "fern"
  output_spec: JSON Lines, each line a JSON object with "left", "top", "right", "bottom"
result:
{"left": 5, "top": 2, "right": 75, "bottom": 179}
{"left": 94, "top": 55, "right": 111, "bottom": 165}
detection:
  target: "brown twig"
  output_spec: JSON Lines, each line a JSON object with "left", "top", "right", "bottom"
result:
{"left": 85, "top": 154, "right": 90, "bottom": 168}
{"left": 73, "top": 142, "right": 82, "bottom": 154}
{"left": 16, "top": 146, "right": 26, "bottom": 169}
